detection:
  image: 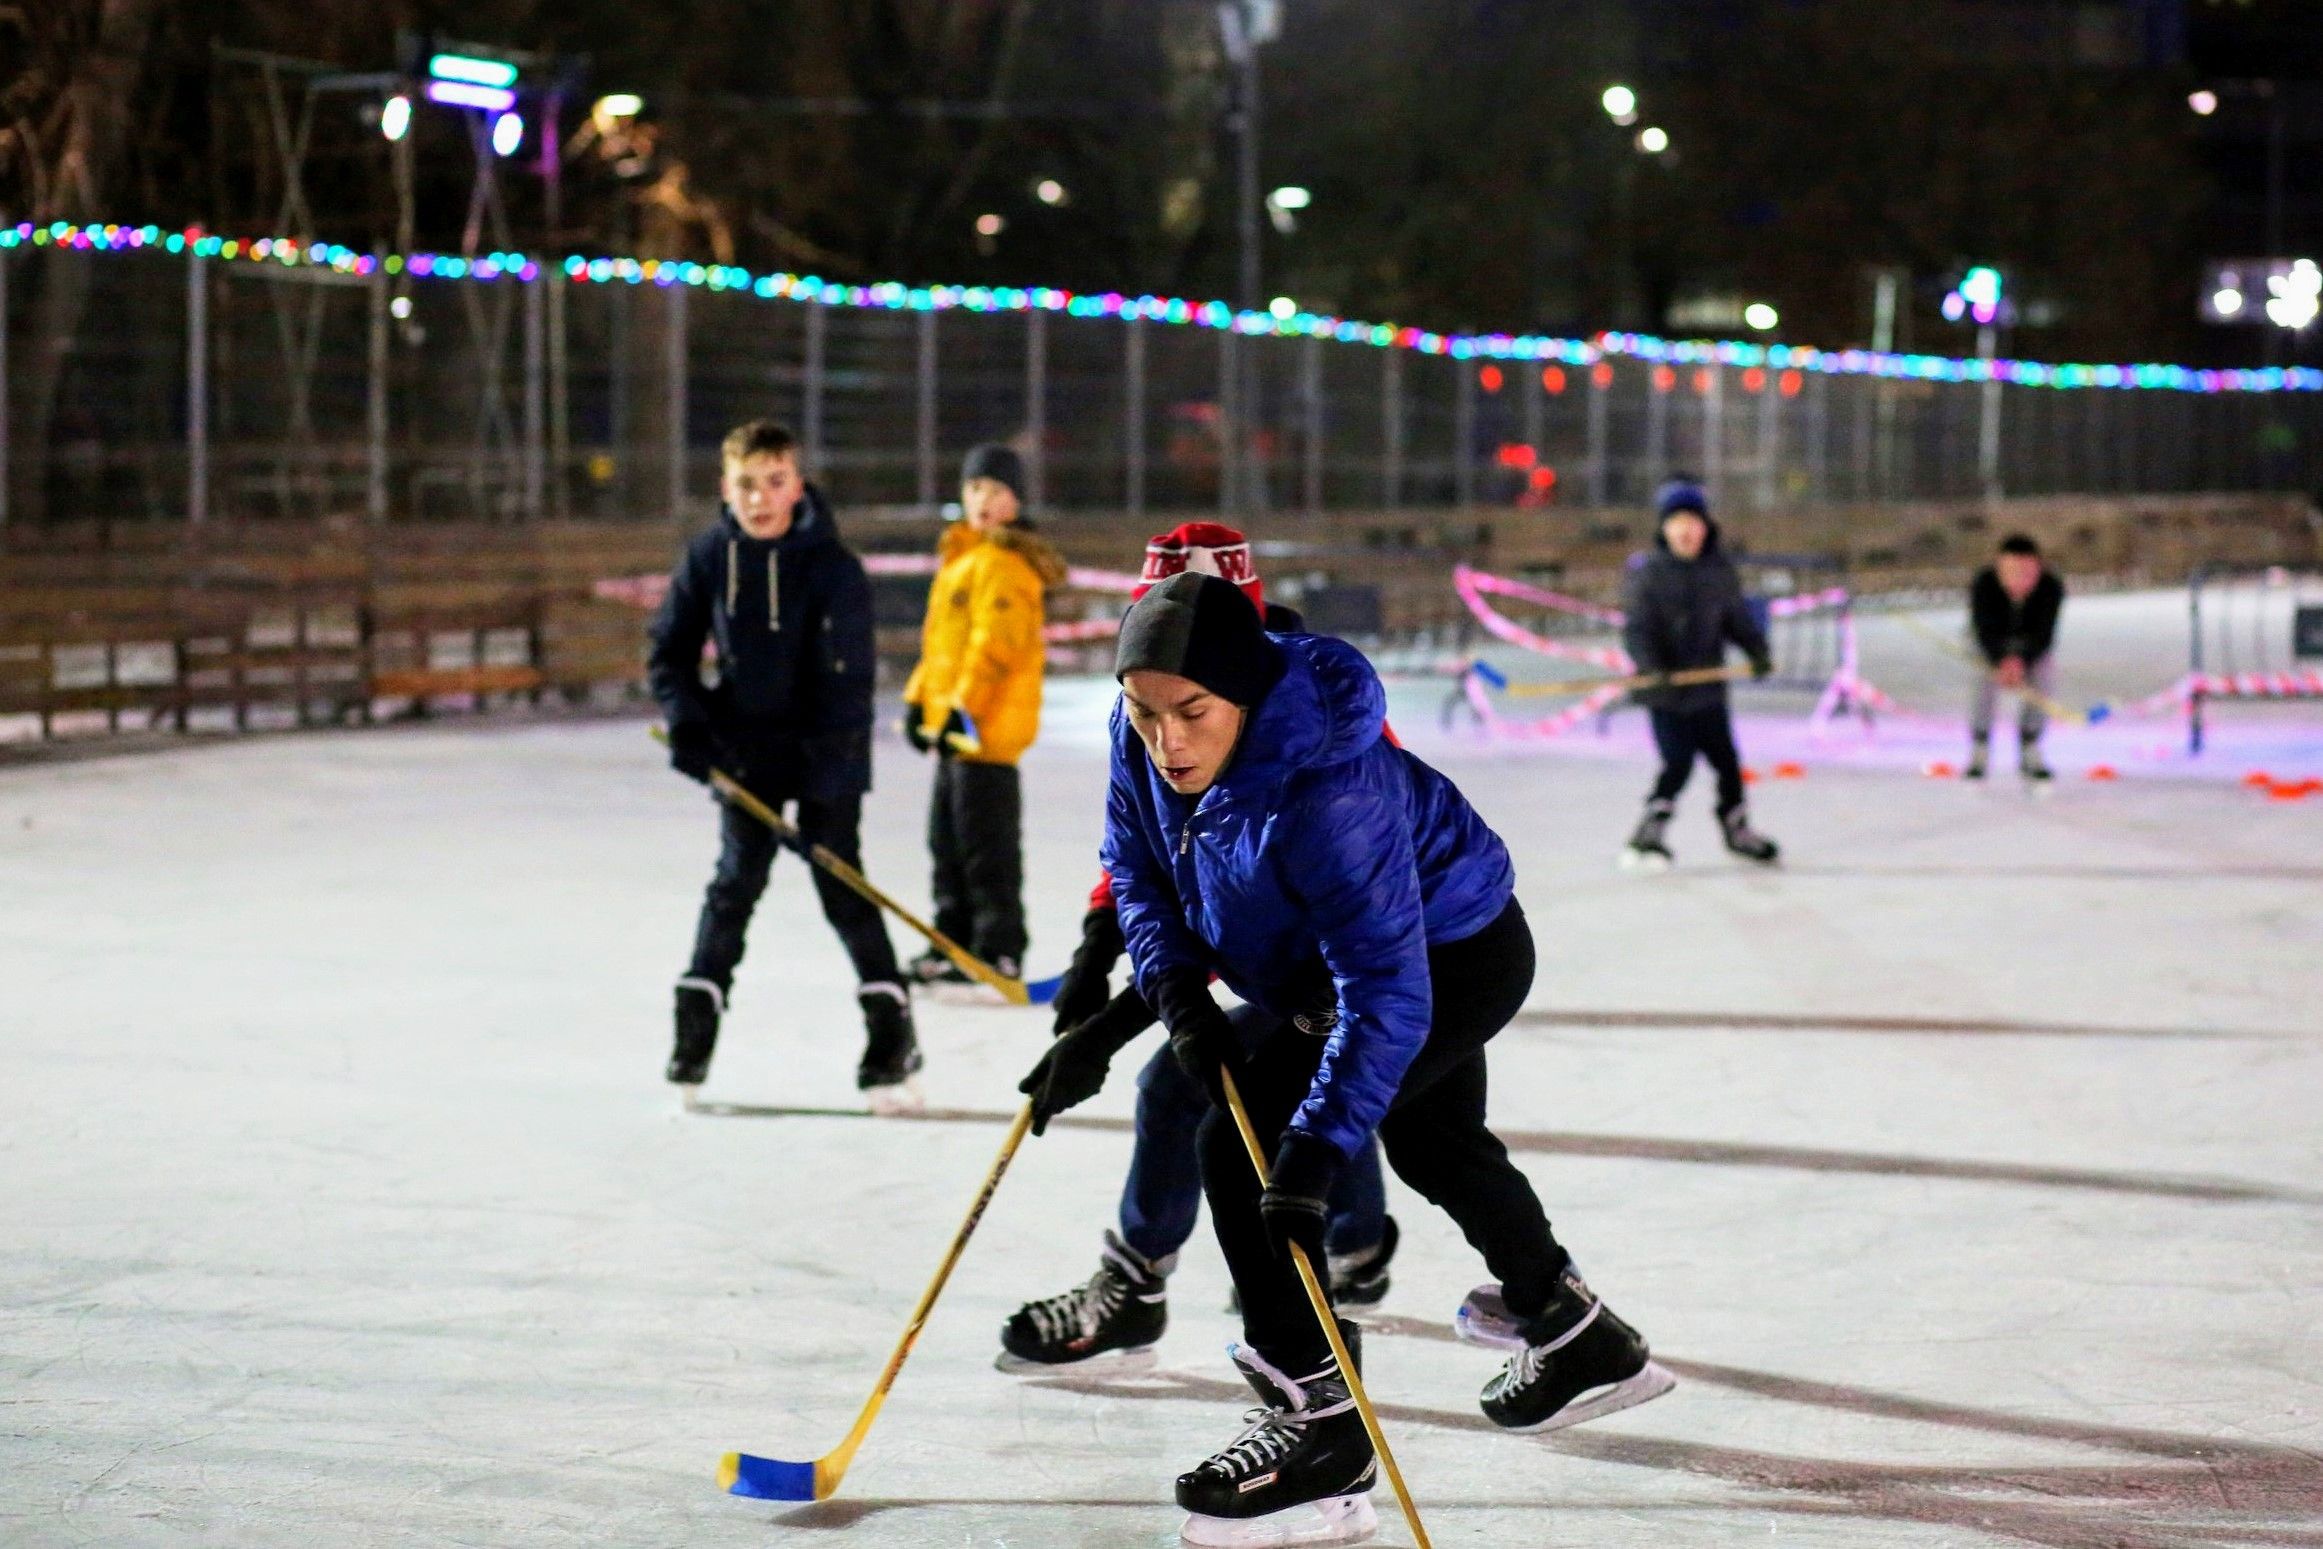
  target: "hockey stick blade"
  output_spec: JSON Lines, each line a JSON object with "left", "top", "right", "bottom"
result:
{"left": 1025, "top": 973, "right": 1063, "bottom": 1004}
{"left": 714, "top": 1103, "right": 1036, "bottom": 1504}
{"left": 719, "top": 1452, "right": 821, "bottom": 1501}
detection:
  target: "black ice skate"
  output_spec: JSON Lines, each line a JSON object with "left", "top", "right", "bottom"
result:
{"left": 667, "top": 977, "right": 722, "bottom": 1099}
{"left": 1720, "top": 803, "right": 1781, "bottom": 865}
{"left": 1176, "top": 1325, "right": 1378, "bottom": 1548}
{"left": 1619, "top": 799, "right": 1675, "bottom": 873}
{"left": 1328, "top": 1216, "right": 1399, "bottom": 1309}
{"left": 856, "top": 982, "right": 924, "bottom": 1114}
{"left": 2019, "top": 736, "right": 2054, "bottom": 790}
{"left": 1964, "top": 735, "right": 1991, "bottom": 781}
{"left": 908, "top": 946, "right": 970, "bottom": 986}
{"left": 997, "top": 1231, "right": 1171, "bottom": 1375}
{"left": 1478, "top": 1264, "right": 1676, "bottom": 1433}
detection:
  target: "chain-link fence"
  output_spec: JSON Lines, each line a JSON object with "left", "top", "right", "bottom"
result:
{"left": 9, "top": 243, "right": 2323, "bottom": 529}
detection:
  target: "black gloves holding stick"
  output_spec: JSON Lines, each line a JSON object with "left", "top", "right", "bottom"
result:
{"left": 1018, "top": 989, "right": 1156, "bottom": 1134}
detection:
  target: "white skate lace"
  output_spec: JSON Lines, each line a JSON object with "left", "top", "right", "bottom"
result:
{"left": 1024, "top": 1266, "right": 1124, "bottom": 1345}
{"left": 1498, "top": 1297, "right": 1602, "bottom": 1393}
{"left": 1205, "top": 1407, "right": 1307, "bottom": 1479}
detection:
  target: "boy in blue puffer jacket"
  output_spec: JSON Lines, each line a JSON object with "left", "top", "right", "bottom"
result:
{"left": 1020, "top": 573, "right": 1673, "bottom": 1545}
{"left": 648, "top": 419, "right": 918, "bottom": 1106}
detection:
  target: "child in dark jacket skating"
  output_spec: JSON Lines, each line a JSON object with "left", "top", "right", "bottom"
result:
{"left": 648, "top": 420, "right": 919, "bottom": 1105}
{"left": 1619, "top": 477, "right": 1779, "bottom": 870}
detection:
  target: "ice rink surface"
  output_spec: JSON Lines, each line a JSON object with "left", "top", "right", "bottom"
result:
{"left": 4, "top": 593, "right": 2321, "bottom": 1548}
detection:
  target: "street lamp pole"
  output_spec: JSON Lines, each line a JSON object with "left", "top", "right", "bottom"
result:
{"left": 1222, "top": 1, "right": 1277, "bottom": 511}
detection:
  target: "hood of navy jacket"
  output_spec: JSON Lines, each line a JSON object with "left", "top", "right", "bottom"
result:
{"left": 647, "top": 483, "right": 878, "bottom": 797}
{"left": 1102, "top": 631, "right": 1515, "bottom": 1158}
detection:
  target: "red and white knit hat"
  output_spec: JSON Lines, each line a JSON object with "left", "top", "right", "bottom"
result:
{"left": 1135, "top": 521, "right": 1263, "bottom": 607}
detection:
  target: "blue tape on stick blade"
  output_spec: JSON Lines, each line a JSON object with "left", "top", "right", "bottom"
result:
{"left": 1472, "top": 660, "right": 1509, "bottom": 690}
{"left": 724, "top": 1453, "right": 817, "bottom": 1500}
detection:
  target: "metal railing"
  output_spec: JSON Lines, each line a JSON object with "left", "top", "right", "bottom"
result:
{"left": 8, "top": 240, "right": 2323, "bottom": 530}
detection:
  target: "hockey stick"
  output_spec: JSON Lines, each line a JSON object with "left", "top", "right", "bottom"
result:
{"left": 1220, "top": 1067, "right": 1435, "bottom": 1549}
{"left": 1470, "top": 659, "right": 1755, "bottom": 699}
{"left": 721, "top": 1100, "right": 1037, "bottom": 1500}
{"left": 651, "top": 729, "right": 1028, "bottom": 1005}
{"left": 1895, "top": 613, "right": 2112, "bottom": 726}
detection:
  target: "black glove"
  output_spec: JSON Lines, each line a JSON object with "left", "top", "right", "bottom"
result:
{"left": 1051, "top": 906, "right": 1127, "bottom": 1034}
{"left": 1750, "top": 654, "right": 1774, "bottom": 681}
{"left": 1261, "top": 1131, "right": 1343, "bottom": 1268}
{"left": 902, "top": 704, "right": 935, "bottom": 754}
{"left": 938, "top": 707, "right": 980, "bottom": 757}
{"left": 667, "top": 721, "right": 717, "bottom": 783}
{"left": 1018, "top": 988, "right": 1158, "bottom": 1135}
{"left": 1167, "top": 1004, "right": 1240, "bottom": 1108}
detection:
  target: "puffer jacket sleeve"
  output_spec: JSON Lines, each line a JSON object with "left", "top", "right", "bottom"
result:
{"left": 1620, "top": 558, "right": 1666, "bottom": 676}
{"left": 1101, "top": 709, "right": 1210, "bottom": 994}
{"left": 1721, "top": 563, "right": 1771, "bottom": 664}
{"left": 949, "top": 547, "right": 1044, "bottom": 727}
{"left": 1276, "top": 785, "right": 1434, "bottom": 1159}
{"left": 647, "top": 539, "right": 716, "bottom": 731}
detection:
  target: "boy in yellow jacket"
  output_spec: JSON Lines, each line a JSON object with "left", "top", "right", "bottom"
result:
{"left": 902, "top": 444, "right": 1067, "bottom": 983}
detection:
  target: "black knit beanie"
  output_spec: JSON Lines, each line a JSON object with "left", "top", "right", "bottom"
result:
{"left": 960, "top": 443, "right": 1027, "bottom": 504}
{"left": 1114, "top": 571, "right": 1285, "bottom": 707}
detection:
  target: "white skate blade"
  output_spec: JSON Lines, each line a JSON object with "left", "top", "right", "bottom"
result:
{"left": 673, "top": 1083, "right": 702, "bottom": 1114}
{"left": 863, "top": 1077, "right": 926, "bottom": 1116}
{"left": 1504, "top": 1360, "right": 1679, "bottom": 1434}
{"left": 1617, "top": 848, "right": 1671, "bottom": 874}
{"left": 925, "top": 980, "right": 1011, "bottom": 1008}
{"left": 995, "top": 1343, "right": 1160, "bottom": 1378}
{"left": 1181, "top": 1492, "right": 1377, "bottom": 1548}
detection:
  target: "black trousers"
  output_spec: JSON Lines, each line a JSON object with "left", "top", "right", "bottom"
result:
{"left": 686, "top": 792, "right": 901, "bottom": 997}
{"left": 1200, "top": 898, "right": 1566, "bottom": 1368}
{"left": 1648, "top": 702, "right": 1747, "bottom": 814}
{"left": 927, "top": 758, "right": 1027, "bottom": 964}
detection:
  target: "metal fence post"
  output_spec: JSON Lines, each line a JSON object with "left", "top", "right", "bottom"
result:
{"left": 1026, "top": 307, "right": 1047, "bottom": 507}
{"left": 366, "top": 267, "right": 388, "bottom": 522}
{"left": 1520, "top": 354, "right": 1545, "bottom": 466}
{"left": 0, "top": 245, "right": 11, "bottom": 527}
{"left": 665, "top": 283, "right": 687, "bottom": 520}
{"left": 188, "top": 252, "right": 210, "bottom": 524}
{"left": 803, "top": 301, "right": 827, "bottom": 475}
{"left": 1218, "top": 327, "right": 1238, "bottom": 513}
{"left": 1644, "top": 366, "right": 1669, "bottom": 495}
{"left": 1808, "top": 370, "right": 1830, "bottom": 504}
{"left": 1701, "top": 364, "right": 1723, "bottom": 502}
{"left": 1453, "top": 360, "right": 1476, "bottom": 509}
{"left": 1381, "top": 347, "right": 1404, "bottom": 506}
{"left": 1586, "top": 362, "right": 1610, "bottom": 507}
{"left": 1756, "top": 366, "right": 1779, "bottom": 511}
{"left": 1302, "top": 332, "right": 1324, "bottom": 514}
{"left": 1125, "top": 316, "right": 1147, "bottom": 517}
{"left": 915, "top": 308, "right": 938, "bottom": 512}
{"left": 523, "top": 271, "right": 545, "bottom": 520}
{"left": 548, "top": 268, "right": 570, "bottom": 519}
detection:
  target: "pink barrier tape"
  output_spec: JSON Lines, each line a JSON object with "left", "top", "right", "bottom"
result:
{"left": 1451, "top": 566, "right": 1632, "bottom": 671}
{"left": 1455, "top": 565, "right": 1627, "bottom": 628}
{"left": 593, "top": 575, "right": 668, "bottom": 609}
{"left": 2125, "top": 669, "right": 2323, "bottom": 720}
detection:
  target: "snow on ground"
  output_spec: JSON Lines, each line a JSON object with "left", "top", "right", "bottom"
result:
{"left": 2, "top": 592, "right": 2320, "bottom": 1548}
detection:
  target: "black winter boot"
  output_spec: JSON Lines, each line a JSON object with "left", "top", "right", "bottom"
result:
{"left": 667, "top": 978, "right": 722, "bottom": 1087}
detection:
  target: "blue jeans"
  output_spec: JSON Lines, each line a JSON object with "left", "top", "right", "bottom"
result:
{"left": 1117, "top": 1014, "right": 1388, "bottom": 1266}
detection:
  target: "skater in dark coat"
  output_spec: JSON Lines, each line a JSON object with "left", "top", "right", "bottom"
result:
{"left": 649, "top": 419, "right": 919, "bottom": 1102}
{"left": 1619, "top": 477, "right": 1780, "bottom": 869}
{"left": 1964, "top": 533, "right": 2066, "bottom": 783}
{"left": 1021, "top": 573, "right": 1672, "bottom": 1546}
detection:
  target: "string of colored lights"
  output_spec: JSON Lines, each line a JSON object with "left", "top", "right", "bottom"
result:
{"left": 6, "top": 219, "right": 2317, "bottom": 395}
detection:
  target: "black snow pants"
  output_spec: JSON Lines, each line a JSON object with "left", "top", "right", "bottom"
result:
{"left": 1201, "top": 898, "right": 1569, "bottom": 1370}
{"left": 1647, "top": 702, "right": 1748, "bottom": 815}
{"left": 927, "top": 757, "right": 1028, "bottom": 967}
{"left": 686, "top": 792, "right": 903, "bottom": 996}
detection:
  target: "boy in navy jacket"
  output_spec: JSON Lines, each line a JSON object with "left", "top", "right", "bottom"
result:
{"left": 648, "top": 420, "right": 919, "bottom": 1105}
